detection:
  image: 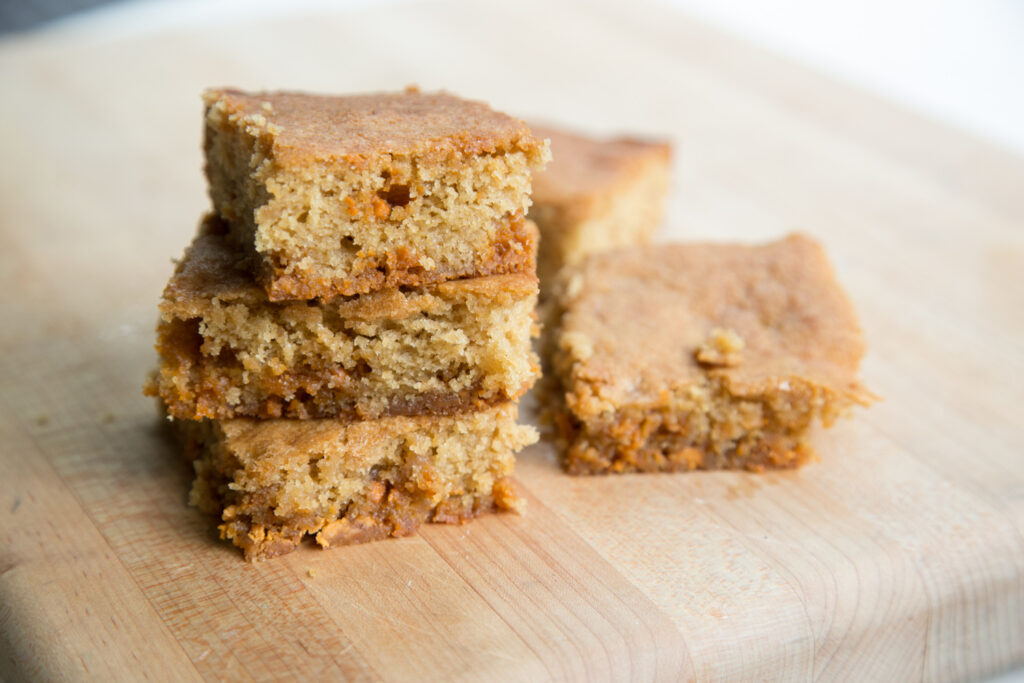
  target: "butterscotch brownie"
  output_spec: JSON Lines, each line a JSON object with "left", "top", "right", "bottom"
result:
{"left": 528, "top": 124, "right": 671, "bottom": 292}
{"left": 550, "top": 234, "right": 874, "bottom": 475}
{"left": 177, "top": 402, "right": 536, "bottom": 560}
{"left": 145, "top": 215, "right": 539, "bottom": 420}
{"left": 203, "top": 87, "right": 549, "bottom": 300}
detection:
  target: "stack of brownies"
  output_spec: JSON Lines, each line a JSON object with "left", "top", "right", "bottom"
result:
{"left": 146, "top": 88, "right": 550, "bottom": 560}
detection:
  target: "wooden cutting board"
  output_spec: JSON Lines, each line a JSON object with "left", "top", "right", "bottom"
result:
{"left": 2, "top": 1, "right": 1023, "bottom": 680}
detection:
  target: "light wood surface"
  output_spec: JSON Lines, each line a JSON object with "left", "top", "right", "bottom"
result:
{"left": 2, "top": 1, "right": 1023, "bottom": 680}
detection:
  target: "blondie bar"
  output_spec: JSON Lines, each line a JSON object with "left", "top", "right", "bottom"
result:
{"left": 549, "top": 235, "right": 873, "bottom": 474}
{"left": 178, "top": 403, "right": 536, "bottom": 560}
{"left": 528, "top": 124, "right": 670, "bottom": 293}
{"left": 146, "top": 215, "right": 539, "bottom": 420}
{"left": 204, "top": 88, "right": 549, "bottom": 300}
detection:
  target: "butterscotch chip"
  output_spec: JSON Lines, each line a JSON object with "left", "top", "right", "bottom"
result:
{"left": 145, "top": 215, "right": 539, "bottom": 420}
{"left": 177, "top": 403, "right": 536, "bottom": 561}
{"left": 528, "top": 124, "right": 671, "bottom": 295}
{"left": 549, "top": 234, "right": 874, "bottom": 474}
{"left": 203, "top": 88, "right": 549, "bottom": 300}
{"left": 695, "top": 328, "right": 745, "bottom": 367}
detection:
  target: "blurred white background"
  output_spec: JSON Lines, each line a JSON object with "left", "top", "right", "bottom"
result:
{"left": 661, "top": 0, "right": 1024, "bottom": 155}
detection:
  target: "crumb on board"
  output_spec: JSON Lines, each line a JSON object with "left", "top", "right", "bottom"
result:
{"left": 307, "top": 568, "right": 317, "bottom": 578}
{"left": 35, "top": 414, "right": 49, "bottom": 427}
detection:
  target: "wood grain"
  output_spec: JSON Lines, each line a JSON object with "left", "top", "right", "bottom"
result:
{"left": 2, "top": 0, "right": 1023, "bottom": 680}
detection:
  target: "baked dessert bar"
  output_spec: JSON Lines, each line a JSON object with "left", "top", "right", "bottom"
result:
{"left": 204, "top": 88, "right": 549, "bottom": 300}
{"left": 528, "top": 124, "right": 670, "bottom": 292}
{"left": 146, "top": 215, "right": 540, "bottom": 420}
{"left": 549, "top": 234, "right": 873, "bottom": 474}
{"left": 178, "top": 403, "right": 536, "bottom": 560}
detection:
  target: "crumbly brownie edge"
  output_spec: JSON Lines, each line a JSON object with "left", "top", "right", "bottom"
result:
{"left": 147, "top": 266, "right": 540, "bottom": 421}
{"left": 552, "top": 372, "right": 869, "bottom": 474}
{"left": 222, "top": 479, "right": 520, "bottom": 562}
{"left": 178, "top": 417, "right": 529, "bottom": 561}
{"left": 149, "top": 354, "right": 524, "bottom": 420}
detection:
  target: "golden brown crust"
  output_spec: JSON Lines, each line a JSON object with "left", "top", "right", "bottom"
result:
{"left": 530, "top": 124, "right": 671, "bottom": 205}
{"left": 550, "top": 234, "right": 874, "bottom": 474}
{"left": 204, "top": 87, "right": 546, "bottom": 166}
{"left": 558, "top": 234, "right": 870, "bottom": 408}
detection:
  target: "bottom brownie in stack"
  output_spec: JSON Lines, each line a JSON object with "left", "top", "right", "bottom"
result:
{"left": 179, "top": 403, "right": 535, "bottom": 561}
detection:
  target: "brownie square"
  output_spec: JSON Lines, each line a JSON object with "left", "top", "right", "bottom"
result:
{"left": 549, "top": 234, "right": 873, "bottom": 474}
{"left": 145, "top": 215, "right": 540, "bottom": 421}
{"left": 179, "top": 403, "right": 535, "bottom": 561}
{"left": 203, "top": 88, "right": 548, "bottom": 300}
{"left": 528, "top": 124, "right": 671, "bottom": 294}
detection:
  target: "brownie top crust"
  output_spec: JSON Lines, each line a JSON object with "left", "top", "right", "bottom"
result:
{"left": 530, "top": 124, "right": 671, "bottom": 202}
{"left": 163, "top": 215, "right": 538, "bottom": 317}
{"left": 203, "top": 87, "right": 545, "bottom": 165}
{"left": 556, "top": 234, "right": 871, "bottom": 409}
